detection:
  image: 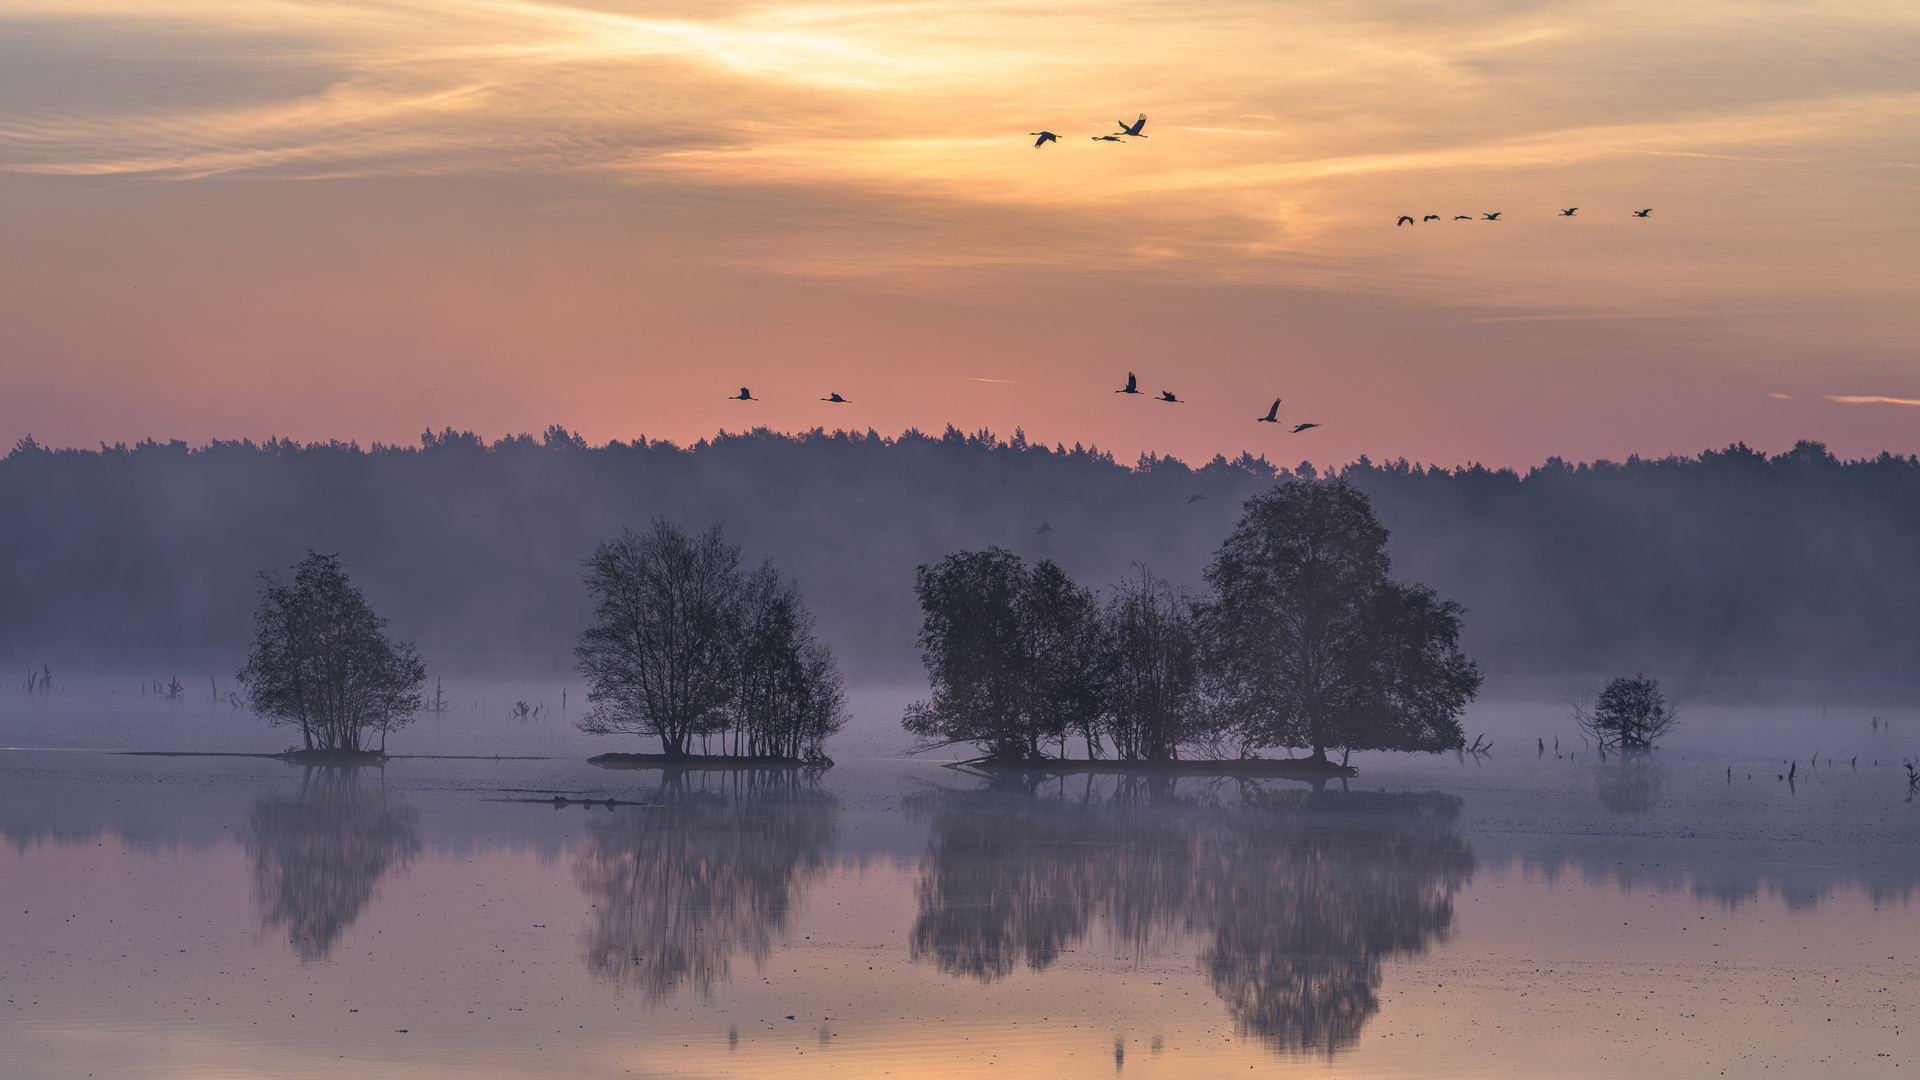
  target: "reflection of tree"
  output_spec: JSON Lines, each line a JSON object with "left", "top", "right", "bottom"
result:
{"left": 240, "top": 767, "right": 420, "bottom": 962}
{"left": 573, "top": 772, "right": 836, "bottom": 1002}
{"left": 1595, "top": 753, "right": 1665, "bottom": 813}
{"left": 910, "top": 780, "right": 1471, "bottom": 1057}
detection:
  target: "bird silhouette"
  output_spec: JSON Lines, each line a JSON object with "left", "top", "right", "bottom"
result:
{"left": 1033, "top": 522, "right": 1053, "bottom": 535}
{"left": 1559, "top": 207, "right": 1578, "bottom": 216}
{"left": 1030, "top": 131, "right": 1059, "bottom": 147}
{"left": 1256, "top": 398, "right": 1281, "bottom": 423}
{"left": 1632, "top": 208, "right": 1653, "bottom": 217}
{"left": 1423, "top": 215, "right": 1441, "bottom": 222}
{"left": 1115, "top": 373, "right": 1141, "bottom": 394}
{"left": 1115, "top": 113, "right": 1148, "bottom": 137}
{"left": 1291, "top": 422, "right": 1319, "bottom": 433}
{"left": 1158, "top": 390, "right": 1182, "bottom": 403}
{"left": 1397, "top": 215, "right": 1416, "bottom": 226}
{"left": 1482, "top": 213, "right": 1502, "bottom": 221}
{"left": 1453, "top": 215, "right": 1472, "bottom": 220}
{"left": 1185, "top": 494, "right": 1206, "bottom": 505}
{"left": 821, "top": 392, "right": 851, "bottom": 403}
{"left": 731, "top": 387, "right": 757, "bottom": 401}
{"left": 1091, "top": 134, "right": 1125, "bottom": 143}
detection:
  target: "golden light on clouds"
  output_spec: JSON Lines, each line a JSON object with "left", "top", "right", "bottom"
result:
{"left": 1, "top": 0, "right": 1916, "bottom": 461}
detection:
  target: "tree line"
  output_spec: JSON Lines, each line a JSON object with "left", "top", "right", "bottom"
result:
{"left": 6, "top": 427, "right": 1917, "bottom": 683}
{"left": 906, "top": 480, "right": 1483, "bottom": 764}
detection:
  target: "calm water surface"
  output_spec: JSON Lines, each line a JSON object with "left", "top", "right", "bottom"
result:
{"left": 3, "top": 682, "right": 1916, "bottom": 1078}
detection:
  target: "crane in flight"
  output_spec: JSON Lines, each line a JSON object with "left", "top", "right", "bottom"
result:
{"left": 1091, "top": 134, "right": 1125, "bottom": 143}
{"left": 731, "top": 387, "right": 757, "bottom": 401}
{"left": 1423, "top": 215, "right": 1441, "bottom": 222}
{"left": 1031, "top": 132, "right": 1059, "bottom": 147}
{"left": 1453, "top": 215, "right": 1473, "bottom": 220}
{"left": 1632, "top": 208, "right": 1653, "bottom": 217}
{"left": 1114, "top": 113, "right": 1148, "bottom": 137}
{"left": 1158, "top": 390, "right": 1183, "bottom": 403}
{"left": 821, "top": 393, "right": 851, "bottom": 403}
{"left": 1116, "top": 373, "right": 1142, "bottom": 394}
{"left": 1397, "top": 215, "right": 1416, "bottom": 226}
{"left": 1257, "top": 399, "right": 1282, "bottom": 423}
{"left": 1185, "top": 494, "right": 1206, "bottom": 504}
{"left": 1033, "top": 522, "right": 1054, "bottom": 535}
{"left": 1291, "top": 422, "right": 1320, "bottom": 433}
{"left": 1482, "top": 212, "right": 1502, "bottom": 221}
{"left": 1559, "top": 207, "right": 1578, "bottom": 216}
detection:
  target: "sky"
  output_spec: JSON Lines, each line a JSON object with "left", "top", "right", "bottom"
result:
{"left": 1, "top": 0, "right": 1916, "bottom": 468}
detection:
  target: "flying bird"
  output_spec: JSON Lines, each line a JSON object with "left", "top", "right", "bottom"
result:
{"left": 1031, "top": 131, "right": 1059, "bottom": 147}
{"left": 1256, "top": 398, "right": 1282, "bottom": 423}
{"left": 1632, "top": 208, "right": 1653, "bottom": 217}
{"left": 1185, "top": 494, "right": 1206, "bottom": 505}
{"left": 1091, "top": 134, "right": 1125, "bottom": 143}
{"left": 1291, "top": 422, "right": 1319, "bottom": 433}
{"left": 821, "top": 393, "right": 851, "bottom": 403}
{"left": 1423, "top": 215, "right": 1441, "bottom": 222}
{"left": 1159, "top": 390, "right": 1183, "bottom": 403}
{"left": 1453, "top": 215, "right": 1473, "bottom": 220}
{"left": 1397, "top": 216, "right": 1416, "bottom": 226}
{"left": 1033, "top": 522, "right": 1053, "bottom": 535}
{"left": 1559, "top": 207, "right": 1578, "bottom": 216}
{"left": 1115, "top": 373, "right": 1142, "bottom": 394}
{"left": 1115, "top": 113, "right": 1148, "bottom": 137}
{"left": 1482, "top": 213, "right": 1502, "bottom": 221}
{"left": 731, "top": 387, "right": 757, "bottom": 401}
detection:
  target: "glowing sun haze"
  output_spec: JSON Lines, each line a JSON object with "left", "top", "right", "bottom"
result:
{"left": 2, "top": 0, "right": 1916, "bottom": 464}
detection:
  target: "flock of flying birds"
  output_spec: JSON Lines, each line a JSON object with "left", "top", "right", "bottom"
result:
{"left": 1397, "top": 208, "right": 1654, "bottom": 225}
{"left": 728, "top": 373, "right": 1321, "bottom": 433}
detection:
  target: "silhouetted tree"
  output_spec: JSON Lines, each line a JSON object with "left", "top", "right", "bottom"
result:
{"left": 905, "top": 548, "right": 1039, "bottom": 760}
{"left": 576, "top": 520, "right": 744, "bottom": 757}
{"left": 576, "top": 520, "right": 844, "bottom": 759}
{"left": 1022, "top": 560, "right": 1107, "bottom": 759}
{"left": 1574, "top": 673, "right": 1678, "bottom": 751}
{"left": 237, "top": 552, "right": 426, "bottom": 753}
{"left": 1199, "top": 481, "right": 1480, "bottom": 762}
{"left": 1101, "top": 567, "right": 1200, "bottom": 761}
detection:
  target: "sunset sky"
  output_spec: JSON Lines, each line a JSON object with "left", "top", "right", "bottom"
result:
{"left": 2, "top": 0, "right": 1916, "bottom": 467}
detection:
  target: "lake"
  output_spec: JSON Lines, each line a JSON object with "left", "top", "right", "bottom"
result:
{"left": 3, "top": 680, "right": 1915, "bottom": 1077}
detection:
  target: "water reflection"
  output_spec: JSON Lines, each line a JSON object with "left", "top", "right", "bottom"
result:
{"left": 572, "top": 772, "right": 837, "bottom": 1001}
{"left": 1595, "top": 753, "right": 1666, "bottom": 813}
{"left": 239, "top": 767, "right": 421, "bottom": 961}
{"left": 909, "top": 778, "right": 1472, "bottom": 1056}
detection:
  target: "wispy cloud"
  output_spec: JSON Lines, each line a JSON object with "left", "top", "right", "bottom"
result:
{"left": 1826, "top": 395, "right": 1920, "bottom": 406}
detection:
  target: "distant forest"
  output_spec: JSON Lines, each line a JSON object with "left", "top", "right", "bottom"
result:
{"left": 3, "top": 427, "right": 1916, "bottom": 686}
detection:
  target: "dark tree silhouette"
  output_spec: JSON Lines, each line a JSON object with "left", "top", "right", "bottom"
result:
{"left": 1574, "top": 673, "right": 1678, "bottom": 751}
{"left": 237, "top": 552, "right": 426, "bottom": 753}
{"left": 1200, "top": 481, "right": 1481, "bottom": 762}
{"left": 575, "top": 520, "right": 743, "bottom": 757}
{"left": 1101, "top": 566, "right": 1200, "bottom": 761}
{"left": 240, "top": 767, "right": 420, "bottom": 961}
{"left": 1022, "top": 559, "right": 1106, "bottom": 760}
{"left": 576, "top": 519, "right": 845, "bottom": 759}
{"left": 904, "top": 548, "right": 1039, "bottom": 760}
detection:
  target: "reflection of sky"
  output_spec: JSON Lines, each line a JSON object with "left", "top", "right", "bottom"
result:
{"left": 1, "top": 0, "right": 1916, "bottom": 463}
